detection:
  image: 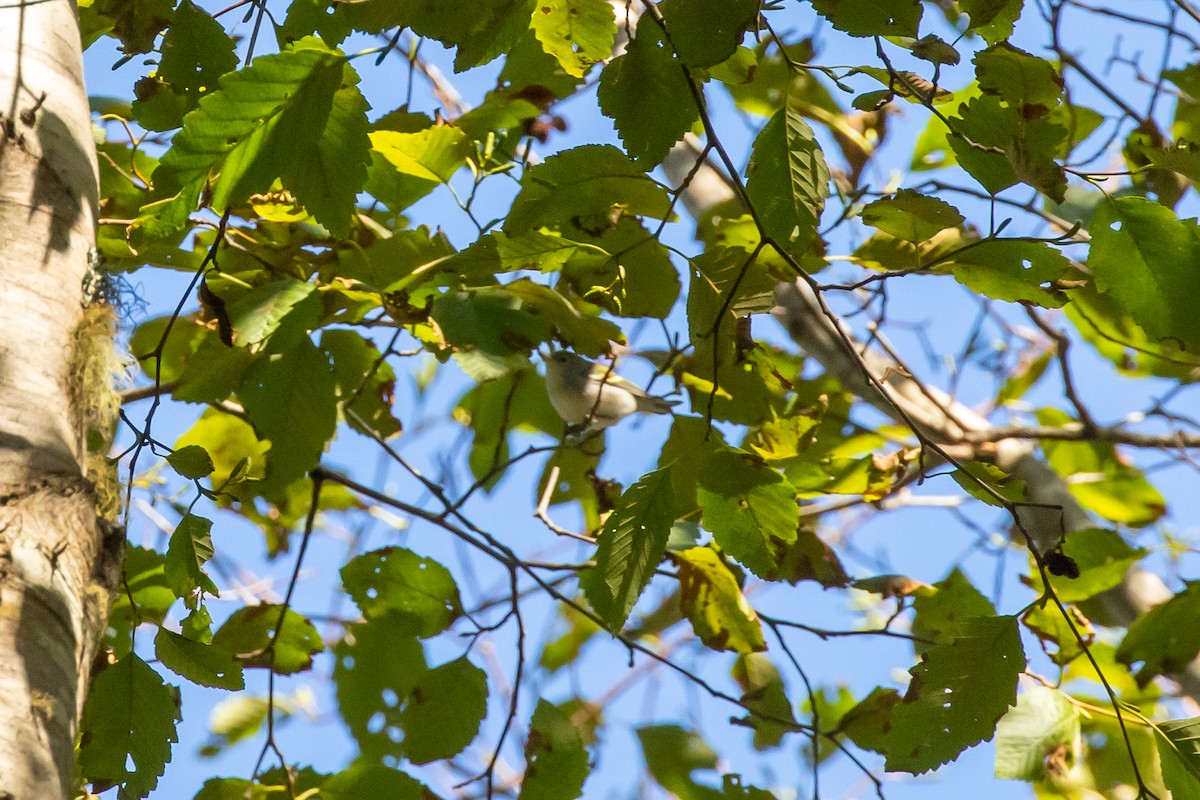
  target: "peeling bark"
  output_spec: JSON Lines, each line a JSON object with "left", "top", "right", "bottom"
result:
{"left": 0, "top": 2, "right": 116, "bottom": 798}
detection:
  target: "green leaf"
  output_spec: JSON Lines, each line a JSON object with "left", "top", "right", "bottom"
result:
{"left": 744, "top": 99, "right": 829, "bottom": 250}
{"left": 154, "top": 627, "right": 244, "bottom": 690}
{"left": 672, "top": 546, "right": 765, "bottom": 654}
{"left": 1117, "top": 582, "right": 1200, "bottom": 686}
{"left": 808, "top": 0, "right": 922, "bottom": 37}
{"left": 455, "top": 367, "right": 561, "bottom": 485}
{"left": 334, "top": 613, "right": 428, "bottom": 760}
{"left": 861, "top": 190, "right": 965, "bottom": 243}
{"left": 519, "top": 701, "right": 590, "bottom": 800}
{"left": 949, "top": 239, "right": 1070, "bottom": 307}
{"left": 94, "top": 0, "right": 174, "bottom": 55}
{"left": 322, "top": 764, "right": 439, "bottom": 800}
{"left": 505, "top": 145, "right": 673, "bottom": 232}
{"left": 1158, "top": 716, "right": 1200, "bottom": 798}
{"left": 697, "top": 448, "right": 800, "bottom": 579}
{"left": 107, "top": 546, "right": 174, "bottom": 656}
{"left": 950, "top": 461, "right": 1026, "bottom": 508}
{"left": 530, "top": 0, "right": 615, "bottom": 78}
{"left": 994, "top": 686, "right": 1079, "bottom": 781}
{"left": 1039, "top": 408, "right": 1167, "bottom": 526}
{"left": 164, "top": 513, "right": 219, "bottom": 607}
{"left": 213, "top": 604, "right": 323, "bottom": 674}
{"left": 1048, "top": 528, "right": 1145, "bottom": 603}
{"left": 367, "top": 0, "right": 535, "bottom": 70}
{"left": 597, "top": 18, "right": 698, "bottom": 168}
{"left": 154, "top": 42, "right": 369, "bottom": 234}
{"left": 370, "top": 126, "right": 471, "bottom": 183}
{"left": 732, "top": 654, "right": 799, "bottom": 749}
{"left": 502, "top": 279, "right": 627, "bottom": 355}
{"left": 337, "top": 226, "right": 456, "bottom": 292}
{"left": 659, "top": 0, "right": 759, "bottom": 67}
{"left": 146, "top": 0, "right": 237, "bottom": 116}
{"left": 539, "top": 603, "right": 602, "bottom": 672}
{"left": 78, "top": 654, "right": 181, "bottom": 800}
{"left": 637, "top": 725, "right": 719, "bottom": 799}
{"left": 1020, "top": 601, "right": 1091, "bottom": 666}
{"left": 974, "top": 43, "right": 1062, "bottom": 113}
{"left": 840, "top": 687, "right": 900, "bottom": 754}
{"left": 288, "top": 78, "right": 371, "bottom": 237}
{"left": 1089, "top": 197, "right": 1200, "bottom": 354}
{"left": 166, "top": 444, "right": 214, "bottom": 479}
{"left": 400, "top": 657, "right": 489, "bottom": 763}
{"left": 321, "top": 330, "right": 403, "bottom": 439}
{"left": 341, "top": 547, "right": 462, "bottom": 637}
{"left": 581, "top": 465, "right": 677, "bottom": 630}
{"left": 947, "top": 93, "right": 1067, "bottom": 201}
{"left": 225, "top": 279, "right": 319, "bottom": 349}
{"left": 911, "top": 568, "right": 996, "bottom": 654}
{"left": 884, "top": 615, "right": 1023, "bottom": 774}
{"left": 238, "top": 338, "right": 338, "bottom": 495}
{"left": 174, "top": 409, "right": 270, "bottom": 489}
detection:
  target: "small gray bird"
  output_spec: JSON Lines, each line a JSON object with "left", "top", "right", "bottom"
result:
{"left": 543, "top": 351, "right": 678, "bottom": 430}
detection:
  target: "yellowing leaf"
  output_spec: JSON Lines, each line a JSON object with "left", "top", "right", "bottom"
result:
{"left": 672, "top": 546, "right": 766, "bottom": 654}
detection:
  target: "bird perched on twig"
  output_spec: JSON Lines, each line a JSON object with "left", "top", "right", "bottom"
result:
{"left": 543, "top": 350, "right": 678, "bottom": 430}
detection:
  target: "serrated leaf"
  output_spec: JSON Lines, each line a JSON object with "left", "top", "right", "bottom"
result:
{"left": 745, "top": 98, "right": 829, "bottom": 250}
{"left": 911, "top": 568, "right": 996, "bottom": 653}
{"left": 238, "top": 337, "right": 338, "bottom": 495}
{"left": 884, "top": 615, "right": 1023, "bottom": 774}
{"left": 974, "top": 43, "right": 1062, "bottom": 113}
{"left": 165, "top": 444, "right": 214, "bottom": 479}
{"left": 154, "top": 627, "right": 244, "bottom": 690}
{"left": 637, "top": 725, "right": 718, "bottom": 798}
{"left": 840, "top": 687, "right": 900, "bottom": 754}
{"left": 1158, "top": 716, "right": 1200, "bottom": 797}
{"left": 809, "top": 0, "right": 922, "bottom": 37}
{"left": 341, "top": 547, "right": 462, "bottom": 636}
{"left": 658, "top": 0, "right": 758, "bottom": 67}
{"left": 1047, "top": 528, "right": 1145, "bottom": 603}
{"left": 861, "top": 190, "right": 964, "bottom": 243}
{"left": 519, "top": 701, "right": 590, "bottom": 800}
{"left": 225, "top": 279, "right": 319, "bottom": 349}
{"left": 597, "top": 18, "right": 697, "bottom": 167}
{"left": 154, "top": 0, "right": 237, "bottom": 105}
{"left": 950, "top": 461, "right": 1026, "bottom": 507}
{"left": 175, "top": 409, "right": 270, "bottom": 489}
{"left": 364, "top": 0, "right": 534, "bottom": 70}
{"left": 1039, "top": 408, "right": 1167, "bottom": 526}
{"left": 334, "top": 613, "right": 428, "bottom": 760}
{"left": 322, "top": 764, "right": 440, "bottom": 800}
{"left": 505, "top": 145, "right": 673, "bottom": 232}
{"left": 697, "top": 447, "right": 800, "bottom": 579}
{"left": 213, "top": 604, "right": 323, "bottom": 674}
{"left": 530, "top": 0, "right": 615, "bottom": 78}
{"left": 164, "top": 513, "right": 219, "bottom": 607}
{"left": 95, "top": 0, "right": 174, "bottom": 55}
{"left": 672, "top": 546, "right": 766, "bottom": 654}
{"left": 1089, "top": 197, "right": 1200, "bottom": 354}
{"left": 951, "top": 240, "right": 1070, "bottom": 307}
{"left": 78, "top": 654, "right": 181, "bottom": 800}
{"left": 153, "top": 42, "right": 369, "bottom": 234}
{"left": 400, "top": 657, "right": 488, "bottom": 763}
{"left": 581, "top": 466, "right": 677, "bottom": 630}
{"left": 1117, "top": 582, "right": 1200, "bottom": 686}
{"left": 321, "top": 330, "right": 403, "bottom": 439}
{"left": 994, "top": 686, "right": 1079, "bottom": 781}
{"left": 732, "top": 654, "right": 799, "bottom": 749}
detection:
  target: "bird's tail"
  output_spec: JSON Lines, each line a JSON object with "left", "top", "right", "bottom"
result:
{"left": 635, "top": 396, "right": 680, "bottom": 415}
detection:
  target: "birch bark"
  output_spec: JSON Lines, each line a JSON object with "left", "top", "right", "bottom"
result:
{"left": 0, "top": 3, "right": 117, "bottom": 798}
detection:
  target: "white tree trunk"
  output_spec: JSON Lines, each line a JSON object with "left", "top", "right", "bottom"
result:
{"left": 0, "top": 2, "right": 115, "bottom": 798}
